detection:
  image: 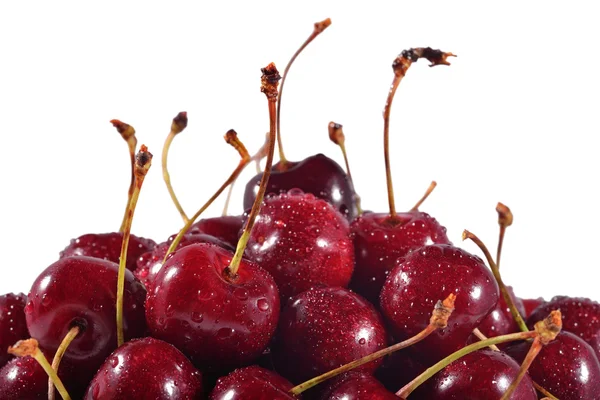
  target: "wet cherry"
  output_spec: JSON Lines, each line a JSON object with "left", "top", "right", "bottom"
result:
{"left": 190, "top": 215, "right": 244, "bottom": 248}
{"left": 319, "top": 371, "right": 399, "bottom": 400}
{"left": 0, "top": 293, "right": 29, "bottom": 367}
{"left": 209, "top": 365, "right": 296, "bottom": 400}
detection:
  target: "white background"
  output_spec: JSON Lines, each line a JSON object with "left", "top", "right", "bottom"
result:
{"left": 0, "top": 2, "right": 598, "bottom": 301}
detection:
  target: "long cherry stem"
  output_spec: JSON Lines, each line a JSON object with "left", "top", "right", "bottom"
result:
{"left": 383, "top": 48, "right": 455, "bottom": 221}
{"left": 162, "top": 112, "right": 190, "bottom": 224}
{"left": 289, "top": 293, "right": 456, "bottom": 395}
{"left": 328, "top": 121, "right": 362, "bottom": 215}
{"left": 110, "top": 120, "right": 138, "bottom": 233}
{"left": 410, "top": 181, "right": 437, "bottom": 212}
{"left": 496, "top": 202, "right": 513, "bottom": 270}
{"left": 472, "top": 327, "right": 500, "bottom": 351}
{"left": 500, "top": 336, "right": 543, "bottom": 400}
{"left": 117, "top": 145, "right": 152, "bottom": 347}
{"left": 462, "top": 229, "right": 529, "bottom": 333}
{"left": 48, "top": 326, "right": 80, "bottom": 400}
{"left": 8, "top": 339, "right": 71, "bottom": 400}
{"left": 276, "top": 18, "right": 331, "bottom": 166}
{"left": 226, "top": 63, "right": 280, "bottom": 277}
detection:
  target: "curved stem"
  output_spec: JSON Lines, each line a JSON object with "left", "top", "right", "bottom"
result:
{"left": 162, "top": 132, "right": 189, "bottom": 223}
{"left": 328, "top": 121, "right": 362, "bottom": 215}
{"left": 500, "top": 336, "right": 543, "bottom": 400}
{"left": 410, "top": 181, "right": 437, "bottom": 212}
{"left": 496, "top": 202, "right": 513, "bottom": 270}
{"left": 49, "top": 326, "right": 80, "bottom": 400}
{"left": 110, "top": 119, "right": 138, "bottom": 233}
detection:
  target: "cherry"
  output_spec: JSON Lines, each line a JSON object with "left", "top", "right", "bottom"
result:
{"left": 25, "top": 256, "right": 147, "bottom": 382}
{"left": 243, "top": 190, "right": 354, "bottom": 301}
{"left": 526, "top": 296, "right": 600, "bottom": 359}
{"left": 209, "top": 365, "right": 296, "bottom": 400}
{"left": 410, "top": 349, "right": 537, "bottom": 399}
{"left": 190, "top": 215, "right": 244, "bottom": 248}
{"left": 521, "top": 297, "right": 545, "bottom": 318}
{"left": 473, "top": 285, "right": 527, "bottom": 341}
{"left": 0, "top": 292, "right": 29, "bottom": 367}
{"left": 273, "top": 287, "right": 388, "bottom": 384}
{"left": 374, "top": 349, "right": 426, "bottom": 393}
{"left": 319, "top": 371, "right": 399, "bottom": 400}
{"left": 380, "top": 244, "right": 499, "bottom": 363}
{"left": 85, "top": 337, "right": 203, "bottom": 399}
{"left": 505, "top": 331, "right": 600, "bottom": 400}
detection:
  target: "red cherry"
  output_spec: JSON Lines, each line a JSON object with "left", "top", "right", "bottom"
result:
{"left": 521, "top": 297, "right": 545, "bottom": 318}
{"left": 506, "top": 331, "right": 600, "bottom": 400}
{"left": 209, "top": 365, "right": 296, "bottom": 400}
{"left": 60, "top": 232, "right": 155, "bottom": 271}
{"left": 349, "top": 211, "right": 450, "bottom": 303}
{"left": 244, "top": 190, "right": 354, "bottom": 301}
{"left": 473, "top": 285, "right": 526, "bottom": 340}
{"left": 0, "top": 293, "right": 29, "bottom": 367}
{"left": 273, "top": 287, "right": 388, "bottom": 384}
{"left": 84, "top": 337, "right": 203, "bottom": 399}
{"left": 190, "top": 215, "right": 244, "bottom": 248}
{"left": 319, "top": 371, "right": 397, "bottom": 400}
{"left": 526, "top": 296, "right": 600, "bottom": 359}
{"left": 146, "top": 243, "right": 280, "bottom": 372}
{"left": 411, "top": 349, "right": 537, "bottom": 399}
{"left": 380, "top": 244, "right": 499, "bottom": 363}
{"left": 25, "top": 256, "right": 147, "bottom": 381}
{"left": 374, "top": 349, "right": 426, "bottom": 393}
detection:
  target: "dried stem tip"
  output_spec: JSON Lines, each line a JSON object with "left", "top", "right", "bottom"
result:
{"left": 224, "top": 129, "right": 250, "bottom": 161}
{"left": 135, "top": 145, "right": 153, "bottom": 176}
{"left": 496, "top": 202, "right": 513, "bottom": 227}
{"left": 261, "top": 63, "right": 281, "bottom": 100}
{"left": 110, "top": 119, "right": 136, "bottom": 140}
{"left": 171, "top": 111, "right": 188, "bottom": 135}
{"left": 534, "top": 310, "right": 562, "bottom": 345}
{"left": 430, "top": 293, "right": 456, "bottom": 329}
{"left": 314, "top": 18, "right": 332, "bottom": 33}
{"left": 8, "top": 338, "right": 39, "bottom": 357}
{"left": 328, "top": 122, "right": 345, "bottom": 145}
{"left": 393, "top": 47, "right": 456, "bottom": 77}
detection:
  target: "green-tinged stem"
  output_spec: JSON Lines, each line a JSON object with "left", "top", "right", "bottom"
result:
{"left": 49, "top": 326, "right": 80, "bottom": 400}
{"left": 162, "top": 132, "right": 189, "bottom": 224}
{"left": 110, "top": 120, "right": 138, "bottom": 233}
{"left": 500, "top": 337, "right": 543, "bottom": 400}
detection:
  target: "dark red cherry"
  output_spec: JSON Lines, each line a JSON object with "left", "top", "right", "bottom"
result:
{"left": 411, "top": 349, "right": 537, "bottom": 399}
{"left": 320, "top": 371, "right": 397, "bottom": 400}
{"left": 243, "top": 190, "right": 354, "bottom": 301}
{"left": 0, "top": 293, "right": 29, "bottom": 367}
{"left": 190, "top": 215, "right": 244, "bottom": 248}
{"left": 25, "top": 256, "right": 147, "bottom": 381}
{"left": 146, "top": 243, "right": 280, "bottom": 372}
{"left": 135, "top": 232, "right": 233, "bottom": 291}
{"left": 273, "top": 287, "right": 388, "bottom": 384}
{"left": 349, "top": 211, "right": 450, "bottom": 303}
{"left": 85, "top": 337, "right": 203, "bottom": 399}
{"left": 521, "top": 297, "right": 545, "bottom": 318}
{"left": 209, "top": 365, "right": 296, "bottom": 400}
{"left": 60, "top": 232, "right": 156, "bottom": 271}
{"left": 505, "top": 331, "right": 600, "bottom": 400}
{"left": 527, "top": 296, "right": 600, "bottom": 359}
{"left": 473, "top": 285, "right": 526, "bottom": 341}
{"left": 375, "top": 348, "right": 426, "bottom": 393}
{"left": 243, "top": 154, "right": 358, "bottom": 220}
{"left": 380, "top": 244, "right": 499, "bottom": 363}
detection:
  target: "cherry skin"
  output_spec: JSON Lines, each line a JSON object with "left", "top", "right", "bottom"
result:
{"left": 349, "top": 211, "right": 450, "bottom": 303}
{"left": 243, "top": 190, "right": 354, "bottom": 301}
{"left": 506, "top": 331, "right": 600, "bottom": 400}
{"left": 135, "top": 232, "right": 233, "bottom": 291}
{"left": 319, "top": 371, "right": 398, "bottom": 400}
{"left": 0, "top": 293, "right": 29, "bottom": 367}
{"left": 243, "top": 154, "right": 358, "bottom": 220}
{"left": 471, "top": 285, "right": 526, "bottom": 342}
{"left": 209, "top": 365, "right": 296, "bottom": 400}
{"left": 85, "top": 337, "right": 203, "bottom": 399}
{"left": 380, "top": 244, "right": 499, "bottom": 364}
{"left": 146, "top": 243, "right": 280, "bottom": 372}
{"left": 60, "top": 232, "right": 156, "bottom": 271}
{"left": 521, "top": 297, "right": 545, "bottom": 318}
{"left": 374, "top": 347, "right": 426, "bottom": 393}
{"left": 25, "top": 256, "right": 147, "bottom": 382}
{"left": 527, "top": 296, "right": 600, "bottom": 359}
{"left": 190, "top": 215, "right": 244, "bottom": 249}
{"left": 411, "top": 349, "right": 537, "bottom": 399}
{"left": 273, "top": 287, "right": 388, "bottom": 384}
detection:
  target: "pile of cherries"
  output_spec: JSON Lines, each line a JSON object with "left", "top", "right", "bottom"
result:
{"left": 2, "top": 20, "right": 600, "bottom": 400}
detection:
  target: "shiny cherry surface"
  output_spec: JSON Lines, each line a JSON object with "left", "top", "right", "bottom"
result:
{"left": 320, "top": 372, "right": 398, "bottom": 400}
{"left": 243, "top": 154, "right": 358, "bottom": 220}
{"left": 475, "top": 285, "right": 526, "bottom": 340}
{"left": 273, "top": 287, "right": 388, "bottom": 384}
{"left": 85, "top": 337, "right": 203, "bottom": 399}
{"left": 190, "top": 215, "right": 244, "bottom": 248}
{"left": 60, "top": 232, "right": 156, "bottom": 271}
{"left": 244, "top": 190, "right": 354, "bottom": 301}
{"left": 146, "top": 243, "right": 280, "bottom": 372}
{"left": 380, "top": 244, "right": 499, "bottom": 363}
{"left": 349, "top": 211, "right": 450, "bottom": 303}
{"left": 25, "top": 256, "right": 147, "bottom": 380}
{"left": 209, "top": 365, "right": 296, "bottom": 400}
{"left": 0, "top": 293, "right": 29, "bottom": 367}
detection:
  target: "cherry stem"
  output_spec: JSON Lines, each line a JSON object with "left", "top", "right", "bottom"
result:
{"left": 462, "top": 229, "right": 529, "bottom": 333}
{"left": 496, "top": 202, "right": 513, "bottom": 270}
{"left": 472, "top": 327, "right": 500, "bottom": 351}
{"left": 328, "top": 121, "right": 362, "bottom": 215}
{"left": 8, "top": 339, "right": 71, "bottom": 400}
{"left": 410, "top": 181, "right": 437, "bottom": 212}
{"left": 290, "top": 293, "right": 456, "bottom": 395}
{"left": 500, "top": 336, "right": 543, "bottom": 400}
{"left": 117, "top": 145, "right": 152, "bottom": 347}
{"left": 533, "top": 382, "right": 559, "bottom": 400}
{"left": 276, "top": 18, "right": 331, "bottom": 166}
{"left": 48, "top": 326, "right": 80, "bottom": 400}
{"left": 110, "top": 120, "right": 138, "bottom": 233}
{"left": 164, "top": 130, "right": 251, "bottom": 261}
{"left": 383, "top": 48, "right": 455, "bottom": 221}
{"left": 226, "top": 63, "right": 280, "bottom": 278}
{"left": 162, "top": 112, "right": 190, "bottom": 224}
